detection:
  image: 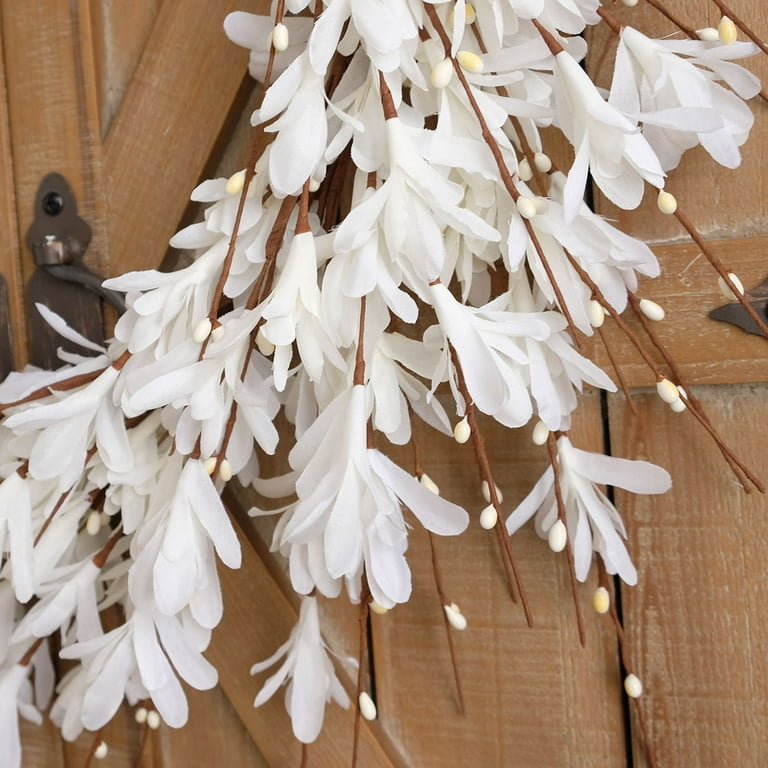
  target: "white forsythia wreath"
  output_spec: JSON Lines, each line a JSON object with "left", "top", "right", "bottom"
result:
{"left": 0, "top": 2, "right": 765, "bottom": 765}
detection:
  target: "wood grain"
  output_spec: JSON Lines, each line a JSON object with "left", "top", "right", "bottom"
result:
{"left": 582, "top": 236, "right": 768, "bottom": 388}
{"left": 103, "top": 0, "right": 270, "bottom": 277}
{"left": 586, "top": 0, "right": 768, "bottom": 243}
{"left": 371, "top": 395, "right": 628, "bottom": 767}
{"left": 608, "top": 385, "right": 768, "bottom": 767}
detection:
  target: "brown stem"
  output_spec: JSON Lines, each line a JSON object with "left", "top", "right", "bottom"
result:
{"left": 626, "top": 292, "right": 758, "bottom": 491}
{"left": 0, "top": 368, "right": 103, "bottom": 412}
{"left": 92, "top": 528, "right": 124, "bottom": 569}
{"left": 351, "top": 576, "right": 371, "bottom": 768}
{"left": 643, "top": 0, "right": 698, "bottom": 39}
{"left": 596, "top": 325, "right": 637, "bottom": 416}
{"left": 597, "top": 560, "right": 659, "bottom": 768}
{"left": 531, "top": 18, "right": 565, "bottom": 55}
{"left": 427, "top": 532, "right": 466, "bottom": 715}
{"left": 448, "top": 344, "right": 533, "bottom": 626}
{"left": 546, "top": 434, "right": 586, "bottom": 646}
{"left": 19, "top": 637, "right": 44, "bottom": 667}
{"left": 83, "top": 729, "right": 105, "bottom": 768}
{"left": 673, "top": 208, "right": 768, "bottom": 339}
{"left": 353, "top": 296, "right": 367, "bottom": 386}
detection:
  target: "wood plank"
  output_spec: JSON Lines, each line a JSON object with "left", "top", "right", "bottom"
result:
{"left": 371, "top": 394, "right": 628, "bottom": 767}
{"left": 586, "top": 0, "right": 768, "bottom": 243}
{"left": 608, "top": 385, "right": 768, "bottom": 767}
{"left": 88, "top": 0, "right": 164, "bottom": 137}
{"left": 1, "top": 0, "right": 108, "bottom": 287}
{"left": 0, "top": 34, "right": 26, "bottom": 369}
{"left": 582, "top": 236, "right": 768, "bottom": 388}
{"left": 103, "top": 0, "right": 270, "bottom": 277}
{"left": 19, "top": 718, "right": 67, "bottom": 768}
{"left": 207, "top": 509, "right": 409, "bottom": 768}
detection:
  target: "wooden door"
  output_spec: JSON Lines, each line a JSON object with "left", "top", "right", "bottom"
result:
{"left": 1, "top": 1, "right": 766, "bottom": 766}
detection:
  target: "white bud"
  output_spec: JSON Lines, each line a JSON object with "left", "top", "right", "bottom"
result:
{"left": 621, "top": 0, "right": 638, "bottom": 6}
{"left": 308, "top": 176, "right": 321, "bottom": 192}
{"left": 210, "top": 324, "right": 225, "bottom": 343}
{"left": 479, "top": 504, "right": 498, "bottom": 530}
{"left": 444, "top": 603, "right": 468, "bottom": 630}
{"left": 639, "top": 299, "right": 665, "bottom": 322}
{"left": 587, "top": 299, "right": 605, "bottom": 328}
{"left": 718, "top": 273, "right": 744, "bottom": 301}
{"left": 593, "top": 586, "right": 610, "bottom": 614}
{"left": 456, "top": 50, "right": 483, "bottom": 73}
{"left": 624, "top": 673, "right": 643, "bottom": 698}
{"left": 193, "top": 318, "right": 212, "bottom": 343}
{"left": 225, "top": 170, "right": 245, "bottom": 196}
{"left": 718, "top": 15, "right": 737, "bottom": 44}
{"left": 696, "top": 27, "right": 720, "bottom": 42}
{"left": 94, "top": 742, "right": 108, "bottom": 760}
{"left": 518, "top": 158, "right": 533, "bottom": 182}
{"left": 204, "top": 457, "right": 217, "bottom": 475}
{"left": 419, "top": 473, "right": 440, "bottom": 495}
{"left": 481, "top": 480, "right": 503, "bottom": 504}
{"left": 430, "top": 57, "right": 454, "bottom": 88}
{"left": 359, "top": 692, "right": 377, "bottom": 721}
{"left": 656, "top": 190, "right": 677, "bottom": 215}
{"left": 547, "top": 519, "right": 567, "bottom": 553}
{"left": 271, "top": 23, "right": 289, "bottom": 52}
{"left": 670, "top": 397, "right": 687, "bottom": 413}
{"left": 85, "top": 510, "right": 102, "bottom": 536}
{"left": 147, "top": 710, "right": 161, "bottom": 730}
{"left": 516, "top": 196, "right": 538, "bottom": 219}
{"left": 453, "top": 416, "right": 471, "bottom": 444}
{"left": 656, "top": 378, "right": 680, "bottom": 404}
{"left": 256, "top": 328, "right": 275, "bottom": 356}
{"left": 532, "top": 420, "right": 550, "bottom": 446}
{"left": 533, "top": 152, "right": 552, "bottom": 173}
{"left": 218, "top": 458, "right": 233, "bottom": 482}
{"left": 134, "top": 707, "right": 148, "bottom": 724}
{"left": 369, "top": 601, "right": 389, "bottom": 615}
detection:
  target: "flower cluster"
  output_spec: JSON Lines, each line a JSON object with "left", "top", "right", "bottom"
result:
{"left": 0, "top": 1, "right": 762, "bottom": 764}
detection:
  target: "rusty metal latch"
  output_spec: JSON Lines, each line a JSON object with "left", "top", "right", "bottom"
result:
{"left": 26, "top": 173, "right": 126, "bottom": 314}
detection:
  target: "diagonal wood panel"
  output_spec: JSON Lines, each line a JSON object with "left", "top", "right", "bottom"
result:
{"left": 609, "top": 386, "right": 768, "bottom": 767}
{"left": 103, "top": 0, "right": 270, "bottom": 277}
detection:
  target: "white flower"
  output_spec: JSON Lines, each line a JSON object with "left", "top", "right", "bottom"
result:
{"left": 610, "top": 27, "right": 758, "bottom": 170}
{"left": 506, "top": 436, "right": 671, "bottom": 584}
{"left": 262, "top": 385, "right": 468, "bottom": 607}
{"left": 251, "top": 595, "right": 350, "bottom": 743}
{"left": 550, "top": 49, "right": 665, "bottom": 220}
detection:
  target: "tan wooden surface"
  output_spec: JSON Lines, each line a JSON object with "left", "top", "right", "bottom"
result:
{"left": 1, "top": 0, "right": 766, "bottom": 766}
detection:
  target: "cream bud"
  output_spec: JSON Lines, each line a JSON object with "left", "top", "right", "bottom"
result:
{"left": 516, "top": 197, "right": 538, "bottom": 220}
{"left": 547, "top": 519, "right": 567, "bottom": 553}
{"left": 481, "top": 480, "right": 503, "bottom": 504}
{"left": 656, "top": 190, "right": 677, "bottom": 215}
{"left": 444, "top": 603, "right": 468, "bottom": 630}
{"left": 431, "top": 58, "right": 454, "bottom": 88}
{"left": 453, "top": 416, "right": 471, "bottom": 444}
{"left": 718, "top": 15, "right": 737, "bottom": 44}
{"left": 225, "top": 170, "right": 245, "bottom": 196}
{"left": 624, "top": 673, "right": 643, "bottom": 698}
{"left": 656, "top": 378, "right": 680, "bottom": 404}
{"left": 147, "top": 710, "right": 161, "bottom": 730}
{"left": 193, "top": 318, "right": 212, "bottom": 343}
{"left": 85, "top": 510, "right": 102, "bottom": 536}
{"left": 518, "top": 158, "right": 533, "bottom": 182}
{"left": 718, "top": 273, "right": 744, "bottom": 301}
{"left": 134, "top": 707, "right": 148, "bottom": 724}
{"left": 532, "top": 420, "right": 550, "bottom": 446}
{"left": 593, "top": 587, "right": 610, "bottom": 614}
{"left": 420, "top": 473, "right": 440, "bottom": 495}
{"left": 370, "top": 601, "right": 389, "bottom": 615}
{"left": 218, "top": 459, "right": 233, "bottom": 482}
{"left": 533, "top": 152, "right": 552, "bottom": 173}
{"left": 271, "top": 23, "right": 289, "bottom": 52}
{"left": 359, "top": 692, "right": 377, "bottom": 721}
{"left": 94, "top": 742, "right": 108, "bottom": 760}
{"left": 480, "top": 504, "right": 498, "bottom": 530}
{"left": 639, "top": 299, "right": 665, "bottom": 322}
{"left": 256, "top": 328, "right": 275, "bottom": 356}
{"left": 456, "top": 50, "right": 483, "bottom": 73}
{"left": 587, "top": 300, "right": 605, "bottom": 328}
